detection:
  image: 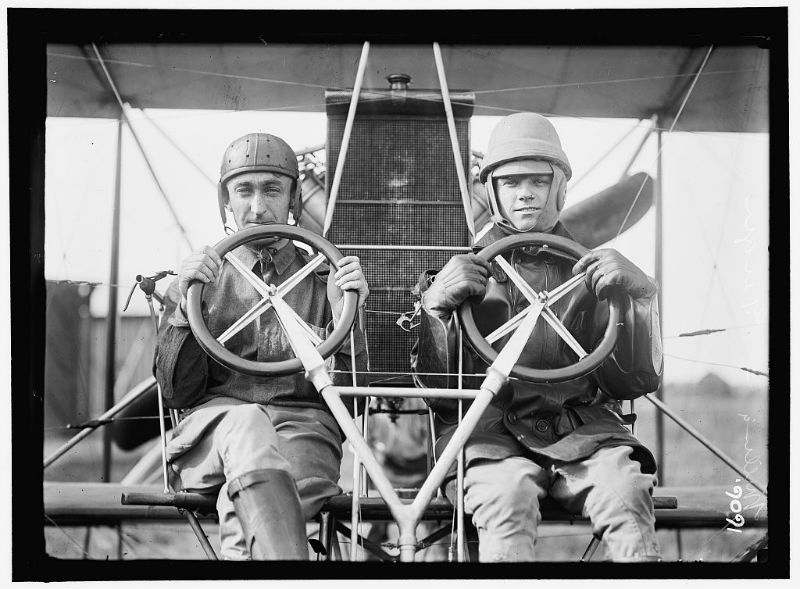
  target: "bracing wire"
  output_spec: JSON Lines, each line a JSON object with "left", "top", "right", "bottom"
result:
{"left": 470, "top": 68, "right": 761, "bottom": 96}
{"left": 664, "top": 324, "right": 766, "bottom": 338}
{"left": 139, "top": 109, "right": 217, "bottom": 186}
{"left": 91, "top": 43, "right": 194, "bottom": 251}
{"left": 612, "top": 46, "right": 715, "bottom": 245}
{"left": 664, "top": 353, "right": 767, "bottom": 378}
{"left": 49, "top": 50, "right": 765, "bottom": 139}
{"left": 44, "top": 514, "right": 95, "bottom": 559}
{"left": 694, "top": 51, "right": 764, "bottom": 341}
{"left": 50, "top": 49, "right": 756, "bottom": 109}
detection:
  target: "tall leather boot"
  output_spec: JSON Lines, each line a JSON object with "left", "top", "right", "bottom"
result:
{"left": 227, "top": 468, "right": 309, "bottom": 560}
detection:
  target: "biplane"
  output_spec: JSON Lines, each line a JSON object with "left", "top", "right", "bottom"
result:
{"left": 9, "top": 6, "right": 784, "bottom": 578}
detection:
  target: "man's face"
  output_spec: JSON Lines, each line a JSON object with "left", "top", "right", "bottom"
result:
{"left": 225, "top": 171, "right": 294, "bottom": 231}
{"left": 495, "top": 172, "right": 558, "bottom": 232}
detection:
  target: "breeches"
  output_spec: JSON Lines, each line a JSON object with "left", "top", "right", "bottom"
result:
{"left": 448, "top": 445, "right": 660, "bottom": 562}
{"left": 165, "top": 397, "right": 343, "bottom": 559}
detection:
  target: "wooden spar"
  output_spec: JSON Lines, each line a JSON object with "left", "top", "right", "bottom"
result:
{"left": 655, "top": 120, "right": 665, "bottom": 483}
{"left": 102, "top": 115, "right": 123, "bottom": 483}
{"left": 44, "top": 481, "right": 766, "bottom": 530}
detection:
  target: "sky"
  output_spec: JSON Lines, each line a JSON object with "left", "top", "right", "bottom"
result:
{"left": 43, "top": 109, "right": 769, "bottom": 387}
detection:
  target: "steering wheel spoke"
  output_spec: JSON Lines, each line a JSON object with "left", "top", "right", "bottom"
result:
{"left": 281, "top": 252, "right": 327, "bottom": 294}
{"left": 546, "top": 271, "right": 586, "bottom": 305}
{"left": 492, "top": 255, "right": 538, "bottom": 304}
{"left": 224, "top": 252, "right": 270, "bottom": 297}
{"left": 270, "top": 289, "right": 326, "bottom": 364}
{"left": 218, "top": 296, "right": 273, "bottom": 346}
{"left": 216, "top": 253, "right": 328, "bottom": 347}
{"left": 541, "top": 307, "right": 588, "bottom": 359}
{"left": 490, "top": 300, "right": 545, "bottom": 377}
{"left": 268, "top": 289, "right": 324, "bottom": 346}
{"left": 486, "top": 307, "right": 531, "bottom": 344}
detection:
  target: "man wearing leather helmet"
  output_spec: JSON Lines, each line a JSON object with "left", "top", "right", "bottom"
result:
{"left": 412, "top": 113, "right": 663, "bottom": 562}
{"left": 155, "top": 133, "right": 369, "bottom": 560}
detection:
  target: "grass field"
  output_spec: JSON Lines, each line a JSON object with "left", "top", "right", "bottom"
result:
{"left": 43, "top": 379, "right": 769, "bottom": 563}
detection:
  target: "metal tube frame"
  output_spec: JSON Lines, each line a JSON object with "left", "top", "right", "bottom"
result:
{"left": 433, "top": 41, "right": 475, "bottom": 242}
{"left": 44, "top": 376, "right": 157, "bottom": 469}
{"left": 269, "top": 275, "right": 544, "bottom": 562}
{"left": 323, "top": 41, "right": 370, "bottom": 237}
{"left": 455, "top": 319, "right": 466, "bottom": 562}
{"left": 643, "top": 393, "right": 767, "bottom": 496}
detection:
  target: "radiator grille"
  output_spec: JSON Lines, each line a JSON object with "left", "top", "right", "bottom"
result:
{"left": 329, "top": 202, "right": 468, "bottom": 248}
{"left": 327, "top": 94, "right": 473, "bottom": 373}
{"left": 339, "top": 247, "right": 456, "bottom": 291}
{"left": 327, "top": 117, "right": 470, "bottom": 203}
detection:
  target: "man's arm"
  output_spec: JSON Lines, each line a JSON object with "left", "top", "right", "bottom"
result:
{"left": 573, "top": 249, "right": 663, "bottom": 400}
{"left": 153, "top": 280, "right": 210, "bottom": 409}
{"left": 154, "top": 245, "right": 225, "bottom": 409}
{"left": 410, "top": 270, "right": 459, "bottom": 389}
{"left": 322, "top": 255, "right": 370, "bottom": 399}
{"left": 593, "top": 289, "right": 663, "bottom": 399}
{"left": 410, "top": 261, "right": 490, "bottom": 418}
{"left": 410, "top": 254, "right": 491, "bottom": 389}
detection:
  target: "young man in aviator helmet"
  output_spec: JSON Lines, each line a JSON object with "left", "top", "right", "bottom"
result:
{"left": 412, "top": 113, "right": 663, "bottom": 562}
{"left": 155, "top": 133, "right": 369, "bottom": 560}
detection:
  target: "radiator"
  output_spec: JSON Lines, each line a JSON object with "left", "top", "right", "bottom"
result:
{"left": 325, "top": 84, "right": 474, "bottom": 374}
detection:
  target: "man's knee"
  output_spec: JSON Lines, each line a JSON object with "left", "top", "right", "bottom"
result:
{"left": 593, "top": 467, "right": 655, "bottom": 511}
{"left": 582, "top": 447, "right": 655, "bottom": 507}
{"left": 214, "top": 404, "right": 280, "bottom": 451}
{"left": 495, "top": 465, "right": 544, "bottom": 506}
{"left": 465, "top": 460, "right": 544, "bottom": 526}
{"left": 586, "top": 473, "right": 660, "bottom": 561}
{"left": 213, "top": 404, "right": 290, "bottom": 478}
{"left": 217, "top": 404, "right": 274, "bottom": 434}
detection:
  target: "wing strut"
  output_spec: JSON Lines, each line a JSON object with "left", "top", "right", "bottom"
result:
{"left": 322, "top": 41, "right": 371, "bottom": 238}
{"left": 433, "top": 42, "right": 476, "bottom": 243}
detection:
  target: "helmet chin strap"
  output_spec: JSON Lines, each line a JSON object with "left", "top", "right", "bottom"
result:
{"left": 485, "top": 164, "right": 567, "bottom": 235}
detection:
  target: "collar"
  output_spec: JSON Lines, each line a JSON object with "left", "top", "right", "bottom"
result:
{"left": 474, "top": 221, "right": 575, "bottom": 250}
{"left": 230, "top": 239, "right": 297, "bottom": 276}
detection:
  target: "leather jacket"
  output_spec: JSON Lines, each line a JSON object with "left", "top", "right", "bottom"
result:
{"left": 411, "top": 223, "right": 662, "bottom": 475}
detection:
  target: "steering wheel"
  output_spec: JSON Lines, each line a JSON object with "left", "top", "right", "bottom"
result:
{"left": 457, "top": 233, "right": 625, "bottom": 383}
{"left": 186, "top": 224, "right": 358, "bottom": 377}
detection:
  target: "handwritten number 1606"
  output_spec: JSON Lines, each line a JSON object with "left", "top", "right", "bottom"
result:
{"left": 725, "top": 481, "right": 745, "bottom": 533}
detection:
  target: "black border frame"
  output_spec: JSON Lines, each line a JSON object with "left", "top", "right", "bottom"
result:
{"left": 8, "top": 6, "right": 789, "bottom": 581}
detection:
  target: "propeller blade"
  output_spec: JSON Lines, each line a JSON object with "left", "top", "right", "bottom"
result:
{"left": 560, "top": 172, "right": 654, "bottom": 248}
